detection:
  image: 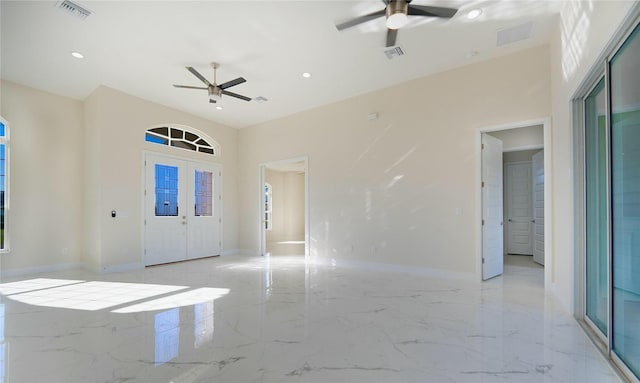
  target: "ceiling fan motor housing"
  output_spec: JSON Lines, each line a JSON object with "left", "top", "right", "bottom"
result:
{"left": 208, "top": 86, "right": 222, "bottom": 101}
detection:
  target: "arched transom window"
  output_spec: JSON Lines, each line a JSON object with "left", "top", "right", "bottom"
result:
{"left": 145, "top": 126, "right": 219, "bottom": 156}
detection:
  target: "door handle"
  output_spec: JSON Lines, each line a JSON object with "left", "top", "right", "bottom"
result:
{"left": 508, "top": 219, "right": 513, "bottom": 222}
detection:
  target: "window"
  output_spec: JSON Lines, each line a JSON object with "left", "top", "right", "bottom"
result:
{"left": 264, "top": 183, "right": 272, "bottom": 231}
{"left": 578, "top": 15, "right": 640, "bottom": 382}
{"left": 154, "top": 164, "right": 179, "bottom": 216}
{"left": 194, "top": 170, "right": 213, "bottom": 216}
{"left": 0, "top": 119, "right": 8, "bottom": 252}
{"left": 145, "top": 126, "right": 219, "bottom": 156}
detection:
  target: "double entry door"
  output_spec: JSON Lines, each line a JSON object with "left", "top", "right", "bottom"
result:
{"left": 144, "top": 153, "right": 222, "bottom": 266}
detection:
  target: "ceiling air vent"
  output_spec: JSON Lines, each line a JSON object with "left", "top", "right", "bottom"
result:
{"left": 56, "top": 0, "right": 92, "bottom": 20}
{"left": 497, "top": 21, "right": 534, "bottom": 47}
{"left": 384, "top": 46, "right": 405, "bottom": 60}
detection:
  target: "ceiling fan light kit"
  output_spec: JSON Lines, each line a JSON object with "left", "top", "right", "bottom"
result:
{"left": 336, "top": 0, "right": 458, "bottom": 47}
{"left": 386, "top": 1, "right": 409, "bottom": 29}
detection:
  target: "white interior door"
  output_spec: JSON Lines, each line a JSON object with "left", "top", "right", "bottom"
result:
{"left": 482, "top": 134, "right": 504, "bottom": 280}
{"left": 532, "top": 150, "right": 544, "bottom": 265}
{"left": 506, "top": 162, "right": 533, "bottom": 255}
{"left": 145, "top": 154, "right": 188, "bottom": 265}
{"left": 187, "top": 162, "right": 222, "bottom": 259}
{"left": 145, "top": 154, "right": 222, "bottom": 266}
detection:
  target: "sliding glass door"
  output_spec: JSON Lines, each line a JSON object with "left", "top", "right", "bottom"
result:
{"left": 585, "top": 78, "right": 608, "bottom": 337}
{"left": 582, "top": 19, "right": 640, "bottom": 382}
{"left": 611, "top": 24, "right": 640, "bottom": 378}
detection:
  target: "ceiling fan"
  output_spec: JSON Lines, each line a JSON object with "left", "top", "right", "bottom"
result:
{"left": 173, "top": 63, "right": 251, "bottom": 103}
{"left": 336, "top": 0, "right": 458, "bottom": 47}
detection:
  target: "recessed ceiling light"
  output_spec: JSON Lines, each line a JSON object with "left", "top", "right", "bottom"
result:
{"left": 467, "top": 9, "right": 482, "bottom": 20}
{"left": 216, "top": 106, "right": 223, "bottom": 110}
{"left": 302, "top": 72, "right": 312, "bottom": 78}
{"left": 71, "top": 51, "right": 84, "bottom": 59}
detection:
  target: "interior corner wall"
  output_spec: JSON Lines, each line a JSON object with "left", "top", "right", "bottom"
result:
{"left": 238, "top": 45, "right": 551, "bottom": 274}
{"left": 0, "top": 80, "right": 84, "bottom": 275}
{"left": 549, "top": 1, "right": 636, "bottom": 312}
{"left": 85, "top": 86, "right": 239, "bottom": 271}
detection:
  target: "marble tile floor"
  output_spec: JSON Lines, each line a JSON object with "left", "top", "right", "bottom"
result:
{"left": 0, "top": 254, "right": 623, "bottom": 383}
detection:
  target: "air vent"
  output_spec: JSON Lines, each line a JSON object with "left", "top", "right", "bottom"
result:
{"left": 253, "top": 96, "right": 268, "bottom": 103}
{"left": 56, "top": 0, "right": 91, "bottom": 19}
{"left": 497, "top": 21, "right": 534, "bottom": 47}
{"left": 384, "top": 46, "right": 405, "bottom": 60}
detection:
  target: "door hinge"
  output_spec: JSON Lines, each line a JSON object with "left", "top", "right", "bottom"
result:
{"left": 219, "top": 195, "right": 221, "bottom": 200}
{"left": 144, "top": 160, "right": 147, "bottom": 166}
{"left": 219, "top": 218, "right": 221, "bottom": 223}
{"left": 144, "top": 249, "right": 147, "bottom": 255}
{"left": 482, "top": 258, "right": 485, "bottom": 264}
{"left": 219, "top": 241, "right": 221, "bottom": 247}
{"left": 482, "top": 143, "right": 485, "bottom": 150}
{"left": 144, "top": 219, "right": 146, "bottom": 225}
{"left": 482, "top": 219, "right": 485, "bottom": 226}
{"left": 144, "top": 189, "right": 147, "bottom": 196}
{"left": 481, "top": 181, "right": 485, "bottom": 188}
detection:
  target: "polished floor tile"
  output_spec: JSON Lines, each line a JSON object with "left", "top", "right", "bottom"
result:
{"left": 0, "top": 255, "right": 622, "bottom": 382}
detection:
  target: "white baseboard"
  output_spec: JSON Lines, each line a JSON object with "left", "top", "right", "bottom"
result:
{"left": 0, "top": 262, "right": 83, "bottom": 279}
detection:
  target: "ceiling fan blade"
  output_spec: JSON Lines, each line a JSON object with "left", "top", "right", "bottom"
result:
{"left": 222, "top": 90, "right": 251, "bottom": 102}
{"left": 186, "top": 66, "right": 212, "bottom": 86}
{"left": 173, "top": 85, "right": 208, "bottom": 90}
{"left": 336, "top": 9, "right": 385, "bottom": 31}
{"left": 407, "top": 5, "right": 458, "bottom": 18}
{"left": 386, "top": 28, "right": 398, "bottom": 47}
{"left": 219, "top": 77, "right": 246, "bottom": 90}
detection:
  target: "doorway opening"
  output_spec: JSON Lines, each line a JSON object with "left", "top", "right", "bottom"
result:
{"left": 478, "top": 120, "right": 551, "bottom": 286}
{"left": 259, "top": 157, "right": 308, "bottom": 258}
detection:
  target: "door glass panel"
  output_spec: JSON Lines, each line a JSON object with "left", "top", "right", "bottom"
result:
{"left": 585, "top": 78, "right": 608, "bottom": 335}
{"left": 194, "top": 170, "right": 213, "bottom": 216}
{"left": 155, "top": 164, "right": 179, "bottom": 216}
{"left": 611, "top": 23, "right": 640, "bottom": 378}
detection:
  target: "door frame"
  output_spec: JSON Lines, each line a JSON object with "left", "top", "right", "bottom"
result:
{"left": 476, "top": 118, "right": 552, "bottom": 288}
{"left": 141, "top": 150, "right": 224, "bottom": 266}
{"left": 258, "top": 156, "right": 309, "bottom": 258}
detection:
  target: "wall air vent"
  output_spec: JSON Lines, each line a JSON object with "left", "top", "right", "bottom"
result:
{"left": 384, "top": 46, "right": 405, "bottom": 60}
{"left": 56, "top": 0, "right": 92, "bottom": 20}
{"left": 497, "top": 21, "right": 534, "bottom": 47}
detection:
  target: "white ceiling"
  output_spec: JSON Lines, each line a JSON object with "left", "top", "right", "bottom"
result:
{"left": 0, "top": 1, "right": 563, "bottom": 129}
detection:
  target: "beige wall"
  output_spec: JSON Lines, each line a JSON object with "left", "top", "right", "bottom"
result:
{"left": 550, "top": 0, "right": 636, "bottom": 311}
{"left": 265, "top": 169, "right": 304, "bottom": 244}
{"left": 488, "top": 125, "right": 543, "bottom": 152}
{"left": 83, "top": 86, "right": 239, "bottom": 271}
{"left": 0, "top": 82, "right": 239, "bottom": 275}
{"left": 0, "top": 80, "right": 85, "bottom": 275}
{"left": 239, "top": 45, "right": 551, "bottom": 273}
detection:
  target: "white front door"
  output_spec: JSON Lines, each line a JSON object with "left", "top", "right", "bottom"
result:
{"left": 532, "top": 150, "right": 544, "bottom": 265}
{"left": 506, "top": 162, "right": 533, "bottom": 255}
{"left": 145, "top": 154, "right": 222, "bottom": 266}
{"left": 482, "top": 134, "right": 504, "bottom": 280}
